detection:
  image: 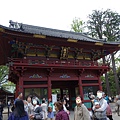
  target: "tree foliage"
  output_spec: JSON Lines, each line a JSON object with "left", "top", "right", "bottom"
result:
{"left": 0, "top": 65, "right": 9, "bottom": 85}
{"left": 87, "top": 9, "right": 120, "bottom": 94}
{"left": 101, "top": 71, "right": 116, "bottom": 95}
{"left": 0, "top": 65, "right": 15, "bottom": 92}
{"left": 87, "top": 9, "right": 120, "bottom": 41}
{"left": 117, "top": 66, "right": 120, "bottom": 84}
{"left": 103, "top": 10, "right": 120, "bottom": 41}
{"left": 71, "top": 9, "right": 120, "bottom": 94}
{"left": 101, "top": 61, "right": 120, "bottom": 95}
{"left": 71, "top": 17, "right": 85, "bottom": 32}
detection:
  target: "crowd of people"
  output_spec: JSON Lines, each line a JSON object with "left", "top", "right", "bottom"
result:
{"left": 0, "top": 91, "right": 120, "bottom": 120}
{"left": 88, "top": 91, "right": 120, "bottom": 120}
{"left": 5, "top": 92, "right": 70, "bottom": 120}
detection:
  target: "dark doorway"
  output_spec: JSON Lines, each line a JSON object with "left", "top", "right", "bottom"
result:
{"left": 51, "top": 80, "right": 78, "bottom": 110}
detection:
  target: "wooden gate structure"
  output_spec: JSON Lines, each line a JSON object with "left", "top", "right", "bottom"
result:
{"left": 0, "top": 21, "right": 120, "bottom": 109}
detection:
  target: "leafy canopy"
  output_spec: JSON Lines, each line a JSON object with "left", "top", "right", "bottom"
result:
{"left": 71, "top": 17, "right": 85, "bottom": 33}
{"left": 87, "top": 9, "right": 120, "bottom": 41}
{"left": 0, "top": 65, "right": 9, "bottom": 85}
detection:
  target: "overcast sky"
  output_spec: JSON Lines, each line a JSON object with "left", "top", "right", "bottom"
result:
{"left": 0, "top": 0, "right": 120, "bottom": 31}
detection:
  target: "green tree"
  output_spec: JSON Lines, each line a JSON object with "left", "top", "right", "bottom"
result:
{"left": 87, "top": 9, "right": 120, "bottom": 40}
{"left": 2, "top": 81, "right": 15, "bottom": 93}
{"left": 101, "top": 70, "right": 116, "bottom": 95}
{"left": 103, "top": 9, "right": 120, "bottom": 41}
{"left": 87, "top": 10, "right": 105, "bottom": 39}
{"left": 0, "top": 65, "right": 15, "bottom": 93}
{"left": 0, "top": 65, "right": 9, "bottom": 87}
{"left": 87, "top": 9, "right": 120, "bottom": 95}
{"left": 71, "top": 17, "right": 85, "bottom": 32}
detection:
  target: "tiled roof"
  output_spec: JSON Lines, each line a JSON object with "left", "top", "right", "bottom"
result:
{"left": 0, "top": 20, "right": 120, "bottom": 45}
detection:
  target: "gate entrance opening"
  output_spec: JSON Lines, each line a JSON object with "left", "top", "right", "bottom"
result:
{"left": 51, "top": 80, "right": 79, "bottom": 110}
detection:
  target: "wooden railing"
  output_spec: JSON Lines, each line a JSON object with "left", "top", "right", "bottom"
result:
{"left": 8, "top": 58, "right": 109, "bottom": 67}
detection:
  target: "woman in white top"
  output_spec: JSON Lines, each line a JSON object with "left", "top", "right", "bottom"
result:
{"left": 23, "top": 96, "right": 34, "bottom": 120}
{"left": 62, "top": 99, "right": 70, "bottom": 115}
{"left": 41, "top": 99, "right": 48, "bottom": 120}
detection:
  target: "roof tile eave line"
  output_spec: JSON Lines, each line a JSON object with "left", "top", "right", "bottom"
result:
{"left": 21, "top": 23, "right": 111, "bottom": 43}
{"left": 1, "top": 23, "right": 120, "bottom": 45}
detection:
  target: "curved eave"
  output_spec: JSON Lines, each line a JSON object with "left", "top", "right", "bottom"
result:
{"left": 0, "top": 24, "right": 120, "bottom": 45}
{"left": 1, "top": 23, "right": 119, "bottom": 44}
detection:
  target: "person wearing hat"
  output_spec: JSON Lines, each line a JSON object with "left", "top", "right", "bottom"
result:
{"left": 47, "top": 98, "right": 54, "bottom": 120}
{"left": 47, "top": 106, "right": 54, "bottom": 120}
{"left": 92, "top": 91, "right": 108, "bottom": 120}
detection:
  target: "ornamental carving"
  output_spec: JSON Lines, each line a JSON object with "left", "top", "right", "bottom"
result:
{"left": 29, "top": 74, "right": 42, "bottom": 78}
{"left": 85, "top": 74, "right": 94, "bottom": 78}
{"left": 60, "top": 74, "right": 70, "bottom": 78}
{"left": 74, "top": 48, "right": 83, "bottom": 59}
{"left": 91, "top": 49, "right": 108, "bottom": 60}
{"left": 60, "top": 47, "right": 69, "bottom": 59}
{"left": 44, "top": 45, "right": 54, "bottom": 58}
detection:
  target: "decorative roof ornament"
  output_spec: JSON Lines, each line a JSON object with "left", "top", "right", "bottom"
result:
{"left": 9, "top": 20, "right": 24, "bottom": 31}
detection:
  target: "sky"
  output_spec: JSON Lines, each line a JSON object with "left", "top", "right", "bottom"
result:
{"left": 0, "top": 0, "right": 120, "bottom": 31}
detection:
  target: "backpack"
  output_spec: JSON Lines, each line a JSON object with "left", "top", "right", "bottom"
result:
{"left": 34, "top": 107, "right": 43, "bottom": 120}
{"left": 34, "top": 112, "right": 43, "bottom": 120}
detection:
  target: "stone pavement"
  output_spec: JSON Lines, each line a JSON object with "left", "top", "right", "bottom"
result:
{"left": 2, "top": 103, "right": 120, "bottom": 120}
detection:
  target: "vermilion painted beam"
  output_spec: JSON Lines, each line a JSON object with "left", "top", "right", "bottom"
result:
{"left": 23, "top": 85, "right": 48, "bottom": 88}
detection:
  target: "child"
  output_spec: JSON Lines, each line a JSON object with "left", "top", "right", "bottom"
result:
{"left": 94, "top": 101, "right": 100, "bottom": 109}
{"left": 48, "top": 106, "right": 54, "bottom": 120}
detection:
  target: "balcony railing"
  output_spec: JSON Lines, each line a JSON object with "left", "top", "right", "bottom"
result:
{"left": 8, "top": 58, "right": 109, "bottom": 68}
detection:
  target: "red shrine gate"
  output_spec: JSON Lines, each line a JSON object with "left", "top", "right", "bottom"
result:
{"left": 0, "top": 21, "right": 119, "bottom": 109}
{"left": 8, "top": 58, "right": 107, "bottom": 109}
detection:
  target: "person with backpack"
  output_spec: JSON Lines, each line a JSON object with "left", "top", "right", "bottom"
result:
{"left": 54, "top": 101, "right": 69, "bottom": 120}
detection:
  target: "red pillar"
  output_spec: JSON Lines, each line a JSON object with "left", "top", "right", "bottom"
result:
{"left": 18, "top": 77, "right": 23, "bottom": 98}
{"left": 78, "top": 76, "right": 83, "bottom": 99}
{"left": 98, "top": 76, "right": 102, "bottom": 90}
{"left": 15, "top": 81, "right": 19, "bottom": 98}
{"left": 48, "top": 76, "right": 52, "bottom": 99}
